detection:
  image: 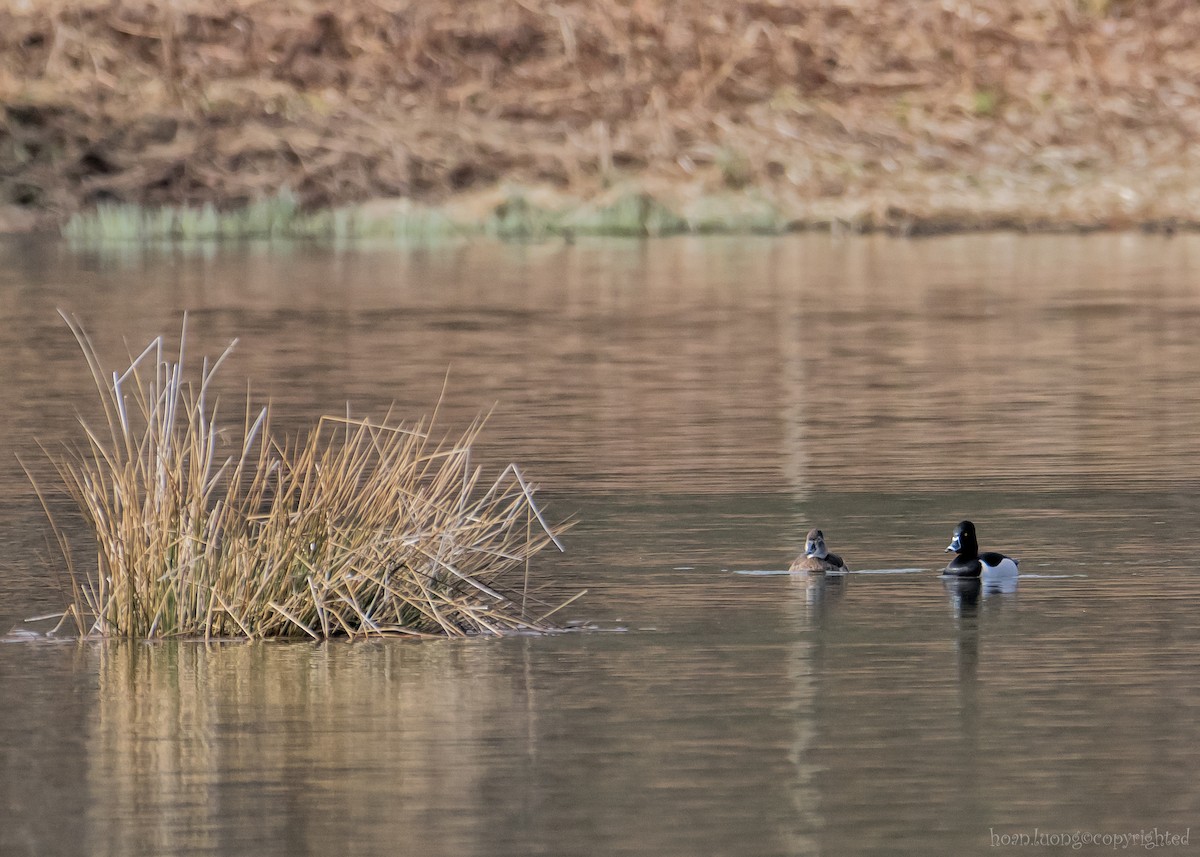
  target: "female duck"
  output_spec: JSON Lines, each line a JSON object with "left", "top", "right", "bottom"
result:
{"left": 790, "top": 528, "right": 850, "bottom": 573}
{"left": 942, "top": 520, "right": 1018, "bottom": 579}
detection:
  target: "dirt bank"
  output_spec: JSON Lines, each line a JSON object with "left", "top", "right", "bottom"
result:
{"left": 3, "top": 0, "right": 1200, "bottom": 235}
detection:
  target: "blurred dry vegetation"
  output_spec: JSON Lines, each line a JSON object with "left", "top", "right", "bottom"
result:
{"left": 2, "top": 0, "right": 1200, "bottom": 233}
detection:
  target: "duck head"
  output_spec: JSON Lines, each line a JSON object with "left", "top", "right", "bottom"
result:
{"left": 945, "top": 520, "right": 977, "bottom": 555}
{"left": 805, "top": 528, "right": 828, "bottom": 559}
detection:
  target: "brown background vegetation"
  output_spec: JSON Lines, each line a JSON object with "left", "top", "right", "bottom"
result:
{"left": 2, "top": 0, "right": 1200, "bottom": 232}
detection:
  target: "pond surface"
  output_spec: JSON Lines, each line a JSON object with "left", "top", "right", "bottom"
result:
{"left": 1, "top": 234, "right": 1199, "bottom": 856}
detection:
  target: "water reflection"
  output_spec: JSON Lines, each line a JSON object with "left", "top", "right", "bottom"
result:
{"left": 944, "top": 576, "right": 984, "bottom": 612}
{"left": 943, "top": 575, "right": 1019, "bottom": 614}
{"left": 782, "top": 574, "right": 821, "bottom": 856}
{"left": 87, "top": 641, "right": 530, "bottom": 857}
{"left": 7, "top": 233, "right": 1200, "bottom": 506}
{"left": 3, "top": 234, "right": 1200, "bottom": 856}
{"left": 799, "top": 571, "right": 849, "bottom": 615}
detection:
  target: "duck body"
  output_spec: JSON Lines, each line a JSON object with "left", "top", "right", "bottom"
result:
{"left": 942, "top": 520, "right": 1018, "bottom": 579}
{"left": 790, "top": 528, "right": 849, "bottom": 573}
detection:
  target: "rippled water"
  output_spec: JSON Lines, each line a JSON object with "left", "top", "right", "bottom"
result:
{"left": 2, "top": 234, "right": 1199, "bottom": 856}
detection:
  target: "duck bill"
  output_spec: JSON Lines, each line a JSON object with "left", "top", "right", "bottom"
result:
{"left": 945, "top": 537, "right": 961, "bottom": 552}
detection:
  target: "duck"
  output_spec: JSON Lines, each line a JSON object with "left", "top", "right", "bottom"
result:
{"left": 790, "top": 528, "right": 850, "bottom": 573}
{"left": 942, "top": 520, "right": 1019, "bottom": 579}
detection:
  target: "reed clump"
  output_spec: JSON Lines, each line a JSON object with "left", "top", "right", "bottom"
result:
{"left": 29, "top": 315, "right": 575, "bottom": 640}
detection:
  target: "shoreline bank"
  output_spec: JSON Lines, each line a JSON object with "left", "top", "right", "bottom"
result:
{"left": 54, "top": 180, "right": 1199, "bottom": 244}
{"left": 4, "top": 1, "right": 1200, "bottom": 238}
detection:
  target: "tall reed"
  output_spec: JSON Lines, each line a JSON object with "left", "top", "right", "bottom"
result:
{"left": 29, "top": 314, "right": 575, "bottom": 639}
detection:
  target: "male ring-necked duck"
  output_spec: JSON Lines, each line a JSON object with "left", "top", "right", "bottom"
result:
{"left": 790, "top": 528, "right": 850, "bottom": 573}
{"left": 942, "top": 520, "right": 1019, "bottom": 579}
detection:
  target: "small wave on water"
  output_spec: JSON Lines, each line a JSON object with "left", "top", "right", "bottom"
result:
{"left": 849, "top": 568, "right": 928, "bottom": 575}
{"left": 733, "top": 567, "right": 927, "bottom": 576}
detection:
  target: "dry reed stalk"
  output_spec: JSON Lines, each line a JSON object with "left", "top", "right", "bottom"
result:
{"left": 31, "top": 313, "right": 575, "bottom": 639}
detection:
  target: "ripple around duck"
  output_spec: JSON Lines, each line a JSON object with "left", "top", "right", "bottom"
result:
{"left": 734, "top": 567, "right": 927, "bottom": 576}
{"left": 1017, "top": 573, "right": 1089, "bottom": 579}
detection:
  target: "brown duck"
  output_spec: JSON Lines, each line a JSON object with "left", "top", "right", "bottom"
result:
{"left": 789, "top": 528, "right": 850, "bottom": 573}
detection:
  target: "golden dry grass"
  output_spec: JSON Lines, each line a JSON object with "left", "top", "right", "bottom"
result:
{"left": 3, "top": 1, "right": 1200, "bottom": 233}
{"left": 27, "top": 314, "right": 575, "bottom": 639}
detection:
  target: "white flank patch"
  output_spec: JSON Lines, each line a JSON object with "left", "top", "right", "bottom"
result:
{"left": 981, "top": 557, "right": 1020, "bottom": 578}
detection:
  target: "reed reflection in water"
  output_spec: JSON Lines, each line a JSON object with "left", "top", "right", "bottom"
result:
{"left": 75, "top": 625, "right": 828, "bottom": 857}
{"left": 86, "top": 642, "right": 529, "bottom": 856}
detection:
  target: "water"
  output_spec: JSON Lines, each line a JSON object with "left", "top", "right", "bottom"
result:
{"left": 2, "top": 234, "right": 1200, "bottom": 856}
